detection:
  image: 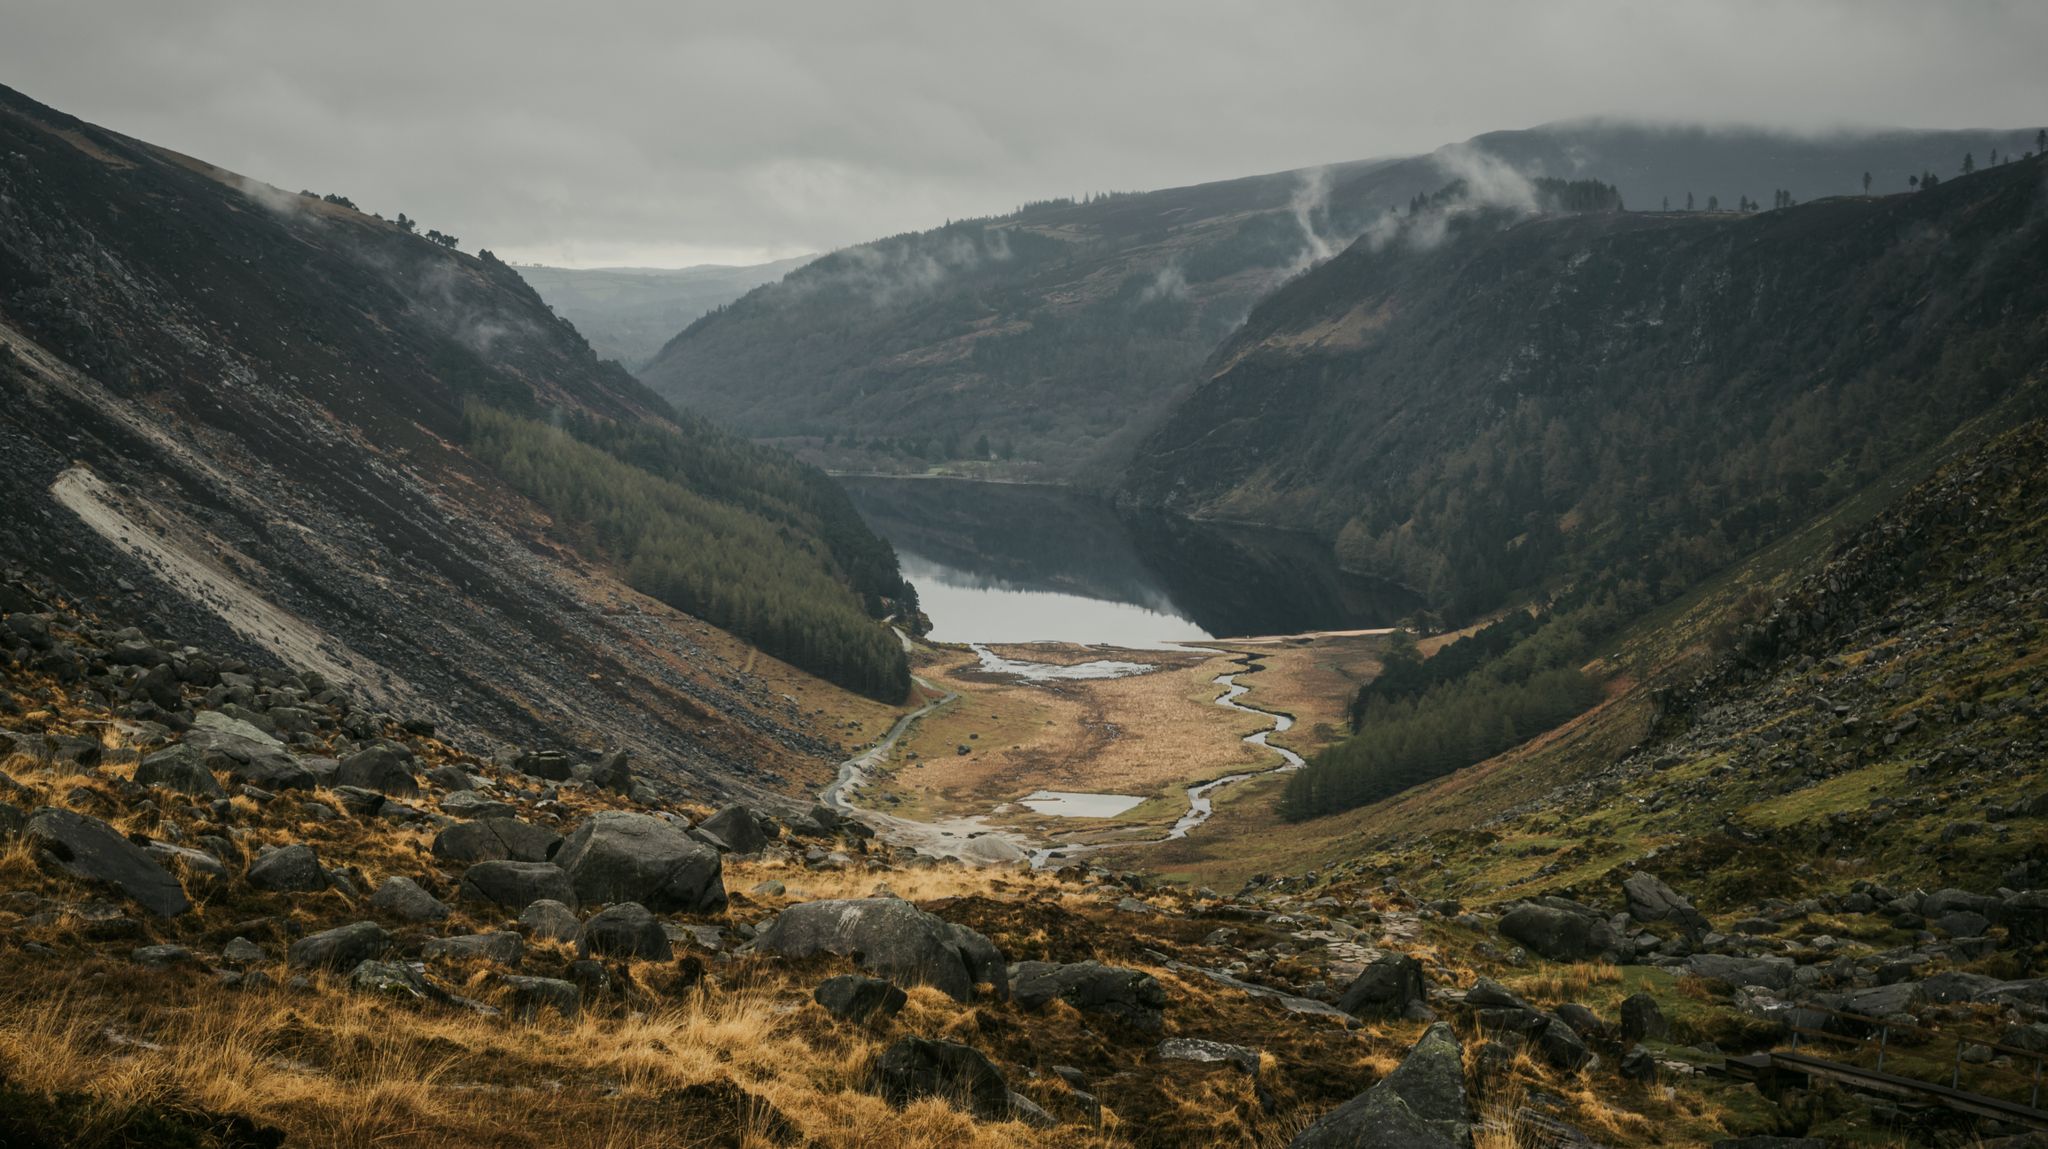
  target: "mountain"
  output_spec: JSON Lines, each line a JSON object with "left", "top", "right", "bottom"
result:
{"left": 0, "top": 83, "right": 911, "bottom": 800}
{"left": 1121, "top": 152, "right": 2048, "bottom": 621}
{"left": 640, "top": 121, "right": 2039, "bottom": 479}
{"left": 512, "top": 257, "right": 812, "bottom": 369}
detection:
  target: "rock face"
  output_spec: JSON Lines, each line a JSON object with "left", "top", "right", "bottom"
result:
{"left": 1010, "top": 960, "right": 1168, "bottom": 1031}
{"left": 872, "top": 1037, "right": 1011, "bottom": 1121}
{"left": 23, "top": 807, "right": 190, "bottom": 917}
{"left": 814, "top": 974, "right": 908, "bottom": 1022}
{"left": 1337, "top": 952, "right": 1428, "bottom": 1019}
{"left": 1622, "top": 872, "right": 1709, "bottom": 939}
{"left": 1500, "top": 902, "right": 1617, "bottom": 962}
{"left": 459, "top": 861, "right": 578, "bottom": 911}
{"left": 370, "top": 876, "right": 451, "bottom": 922}
{"left": 699, "top": 804, "right": 773, "bottom": 854}
{"left": 288, "top": 921, "right": 392, "bottom": 970}
{"left": 751, "top": 897, "right": 1003, "bottom": 1003}
{"left": 247, "top": 844, "right": 330, "bottom": 892}
{"left": 1290, "top": 1022, "right": 1471, "bottom": 1149}
{"left": 433, "top": 818, "right": 563, "bottom": 864}
{"left": 578, "top": 902, "right": 672, "bottom": 961}
{"left": 553, "top": 812, "right": 726, "bottom": 913}
{"left": 132, "top": 745, "right": 225, "bottom": 798}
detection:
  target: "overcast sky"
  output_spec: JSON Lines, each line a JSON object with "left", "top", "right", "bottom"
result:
{"left": 5, "top": 1, "right": 2045, "bottom": 267}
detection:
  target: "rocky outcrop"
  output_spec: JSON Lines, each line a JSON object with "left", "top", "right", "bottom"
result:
{"left": 751, "top": 897, "right": 1003, "bottom": 1003}
{"left": 23, "top": 807, "right": 189, "bottom": 917}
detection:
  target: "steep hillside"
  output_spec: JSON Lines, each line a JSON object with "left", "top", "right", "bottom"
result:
{"left": 0, "top": 84, "right": 910, "bottom": 802}
{"left": 1123, "top": 154, "right": 2048, "bottom": 619}
{"left": 643, "top": 122, "right": 2037, "bottom": 479}
{"left": 512, "top": 257, "right": 812, "bottom": 369}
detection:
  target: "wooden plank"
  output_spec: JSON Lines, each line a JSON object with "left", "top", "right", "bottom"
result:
{"left": 1765, "top": 1051, "right": 2048, "bottom": 1129}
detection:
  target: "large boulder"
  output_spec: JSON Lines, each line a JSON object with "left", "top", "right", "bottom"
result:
{"left": 872, "top": 1037, "right": 1010, "bottom": 1121}
{"left": 433, "top": 818, "right": 563, "bottom": 864}
{"left": 1622, "top": 872, "right": 1710, "bottom": 939}
{"left": 1619, "top": 993, "right": 1669, "bottom": 1042}
{"left": 370, "top": 875, "right": 451, "bottom": 922}
{"left": 423, "top": 932, "right": 525, "bottom": 965}
{"left": 699, "top": 804, "right": 774, "bottom": 855}
{"left": 459, "top": 860, "right": 578, "bottom": 911}
{"left": 587, "top": 750, "right": 632, "bottom": 793}
{"left": 518, "top": 899, "right": 582, "bottom": 942}
{"left": 1010, "top": 960, "right": 1167, "bottom": 1031}
{"left": 1684, "top": 953, "right": 1796, "bottom": 992}
{"left": 815, "top": 974, "right": 909, "bottom": 1023}
{"left": 1500, "top": 902, "right": 1617, "bottom": 962}
{"left": 1290, "top": 1022, "right": 1470, "bottom": 1149}
{"left": 500, "top": 974, "right": 580, "bottom": 1020}
{"left": 553, "top": 811, "right": 725, "bottom": 913}
{"left": 247, "top": 844, "right": 330, "bottom": 892}
{"left": 752, "top": 897, "right": 1002, "bottom": 1003}
{"left": 439, "top": 791, "right": 516, "bottom": 820}
{"left": 335, "top": 746, "right": 419, "bottom": 796}
{"left": 1337, "top": 952, "right": 1428, "bottom": 1019}
{"left": 288, "top": 921, "right": 392, "bottom": 970}
{"left": 23, "top": 807, "right": 190, "bottom": 917}
{"left": 184, "top": 726, "right": 315, "bottom": 790}
{"left": 578, "top": 902, "right": 672, "bottom": 961}
{"left": 132, "top": 744, "right": 225, "bottom": 798}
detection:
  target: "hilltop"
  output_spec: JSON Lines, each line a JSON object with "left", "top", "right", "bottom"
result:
{"left": 512, "top": 257, "right": 814, "bottom": 370}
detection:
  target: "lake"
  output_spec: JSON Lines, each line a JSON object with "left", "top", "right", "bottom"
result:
{"left": 841, "top": 477, "right": 1418, "bottom": 644}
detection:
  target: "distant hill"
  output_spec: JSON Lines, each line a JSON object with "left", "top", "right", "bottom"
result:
{"left": 514, "top": 257, "right": 812, "bottom": 369}
{"left": 641, "top": 121, "right": 2041, "bottom": 480}
{"left": 1120, "top": 152, "right": 2048, "bottom": 620}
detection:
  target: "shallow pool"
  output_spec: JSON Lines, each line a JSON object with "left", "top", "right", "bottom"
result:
{"left": 1019, "top": 790, "right": 1146, "bottom": 818}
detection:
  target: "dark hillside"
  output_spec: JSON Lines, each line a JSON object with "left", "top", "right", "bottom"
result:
{"left": 1122, "top": 155, "right": 2048, "bottom": 620}
{"left": 0, "top": 84, "right": 908, "bottom": 796}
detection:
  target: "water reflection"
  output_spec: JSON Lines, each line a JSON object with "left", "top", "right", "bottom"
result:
{"left": 842, "top": 477, "right": 1419, "bottom": 642}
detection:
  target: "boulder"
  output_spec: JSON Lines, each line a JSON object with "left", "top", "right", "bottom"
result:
{"left": 944, "top": 921, "right": 1009, "bottom": 1001}
{"left": 872, "top": 1037, "right": 1010, "bottom": 1121}
{"left": 587, "top": 750, "right": 632, "bottom": 793}
{"left": 814, "top": 974, "right": 908, "bottom": 1022}
{"left": 553, "top": 811, "right": 725, "bottom": 913}
{"left": 1500, "top": 903, "right": 1617, "bottom": 962}
{"left": 1290, "top": 1022, "right": 1470, "bottom": 1149}
{"left": 1535, "top": 1016, "right": 1592, "bottom": 1071}
{"left": 247, "top": 844, "right": 330, "bottom": 892}
{"left": 500, "top": 974, "right": 580, "bottom": 1020}
{"left": 1619, "top": 992, "right": 1669, "bottom": 1042}
{"left": 459, "top": 860, "right": 577, "bottom": 911}
{"left": 1620, "top": 1044, "right": 1658, "bottom": 1083}
{"left": 132, "top": 745, "right": 224, "bottom": 798}
{"left": 433, "top": 818, "right": 563, "bottom": 864}
{"left": 423, "top": 932, "right": 525, "bottom": 965}
{"left": 1336, "top": 952, "right": 1427, "bottom": 1019}
{"left": 23, "top": 807, "right": 190, "bottom": 917}
{"left": 1156, "top": 1037, "right": 1260, "bottom": 1075}
{"left": 349, "top": 960, "right": 433, "bottom": 1000}
{"left": 288, "top": 921, "right": 392, "bottom": 970}
{"left": 578, "top": 902, "right": 672, "bottom": 961}
{"left": 699, "top": 804, "right": 773, "bottom": 854}
{"left": 1622, "top": 872, "right": 1710, "bottom": 938}
{"left": 518, "top": 899, "right": 581, "bottom": 942}
{"left": 1010, "top": 960, "right": 1167, "bottom": 1031}
{"left": 185, "top": 726, "right": 314, "bottom": 791}
{"left": 513, "top": 749, "right": 574, "bottom": 781}
{"left": 439, "top": 791, "right": 516, "bottom": 820}
{"left": 335, "top": 746, "right": 419, "bottom": 796}
{"left": 369, "top": 875, "right": 452, "bottom": 922}
{"left": 751, "top": 897, "right": 1000, "bottom": 1003}
{"left": 1684, "top": 953, "right": 1796, "bottom": 992}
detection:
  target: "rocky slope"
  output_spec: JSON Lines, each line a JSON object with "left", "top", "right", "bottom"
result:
{"left": 643, "top": 122, "right": 2035, "bottom": 480}
{"left": 0, "top": 83, "right": 906, "bottom": 804}
{"left": 1121, "top": 153, "right": 2048, "bottom": 619}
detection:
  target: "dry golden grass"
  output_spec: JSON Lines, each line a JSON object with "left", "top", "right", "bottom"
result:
{"left": 1508, "top": 962, "right": 1624, "bottom": 1006}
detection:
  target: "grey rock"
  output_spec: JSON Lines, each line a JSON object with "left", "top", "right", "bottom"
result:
{"left": 1289, "top": 1022, "right": 1469, "bottom": 1149}
{"left": 423, "top": 931, "right": 524, "bottom": 965}
{"left": 432, "top": 818, "right": 563, "bottom": 864}
{"left": 518, "top": 899, "right": 581, "bottom": 942}
{"left": 440, "top": 791, "right": 516, "bottom": 820}
{"left": 500, "top": 974, "right": 580, "bottom": 1020}
{"left": 1500, "top": 902, "right": 1616, "bottom": 961}
{"left": 578, "top": 902, "right": 671, "bottom": 961}
{"left": 1010, "top": 960, "right": 1167, "bottom": 1030}
{"left": 222, "top": 937, "right": 264, "bottom": 966}
{"left": 554, "top": 811, "right": 725, "bottom": 913}
{"left": 335, "top": 746, "right": 418, "bottom": 796}
{"left": 587, "top": 750, "right": 632, "bottom": 793}
{"left": 1156, "top": 1037, "right": 1259, "bottom": 1075}
{"left": 1623, "top": 871, "right": 1710, "bottom": 938}
{"left": 1620, "top": 1044, "right": 1658, "bottom": 1083}
{"left": 185, "top": 726, "right": 314, "bottom": 791}
{"left": 370, "top": 875, "right": 452, "bottom": 922}
{"left": 459, "top": 860, "right": 577, "bottom": 911}
{"left": 814, "top": 974, "right": 908, "bottom": 1022}
{"left": 872, "top": 1037, "right": 1009, "bottom": 1121}
{"left": 1535, "top": 1016, "right": 1591, "bottom": 1071}
{"left": 752, "top": 897, "right": 1000, "bottom": 1003}
{"left": 1619, "top": 992, "right": 1669, "bottom": 1042}
{"left": 247, "top": 844, "right": 329, "bottom": 892}
{"left": 133, "top": 745, "right": 224, "bottom": 798}
{"left": 1684, "top": 952, "right": 1796, "bottom": 991}
{"left": 699, "top": 804, "right": 773, "bottom": 854}
{"left": 23, "top": 807, "right": 190, "bottom": 917}
{"left": 1336, "top": 952, "right": 1426, "bottom": 1019}
{"left": 349, "top": 959, "right": 432, "bottom": 999}
{"left": 132, "top": 943, "right": 194, "bottom": 969}
{"left": 288, "top": 921, "right": 392, "bottom": 970}
{"left": 1934, "top": 910, "right": 1990, "bottom": 938}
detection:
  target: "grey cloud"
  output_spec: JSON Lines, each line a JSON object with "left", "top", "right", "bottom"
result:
{"left": 3, "top": 1, "right": 2044, "bottom": 266}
